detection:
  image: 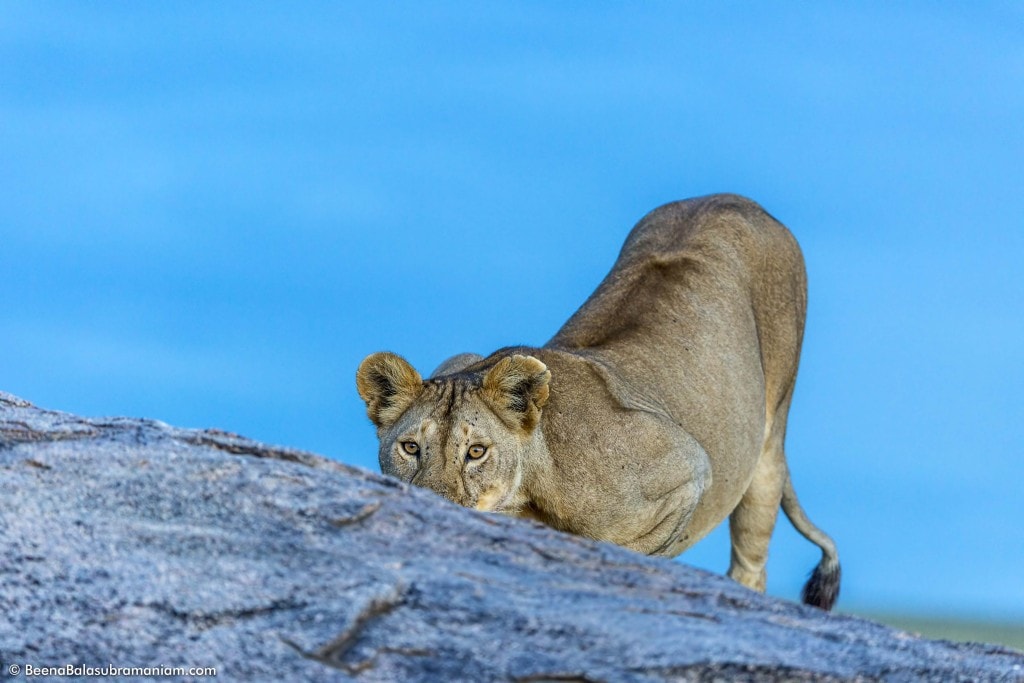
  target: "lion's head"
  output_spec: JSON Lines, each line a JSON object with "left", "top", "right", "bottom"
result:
{"left": 356, "top": 352, "right": 550, "bottom": 512}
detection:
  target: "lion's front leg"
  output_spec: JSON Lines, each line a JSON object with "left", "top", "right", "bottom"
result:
{"left": 618, "top": 422, "right": 712, "bottom": 557}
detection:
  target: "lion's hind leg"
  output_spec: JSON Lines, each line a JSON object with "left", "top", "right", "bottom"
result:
{"left": 726, "top": 432, "right": 786, "bottom": 593}
{"left": 727, "top": 398, "right": 840, "bottom": 610}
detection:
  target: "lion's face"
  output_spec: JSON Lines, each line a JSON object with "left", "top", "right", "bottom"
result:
{"left": 382, "top": 388, "right": 527, "bottom": 511}
{"left": 356, "top": 352, "right": 550, "bottom": 512}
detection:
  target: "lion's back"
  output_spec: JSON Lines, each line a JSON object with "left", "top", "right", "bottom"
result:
{"left": 551, "top": 194, "right": 806, "bottom": 370}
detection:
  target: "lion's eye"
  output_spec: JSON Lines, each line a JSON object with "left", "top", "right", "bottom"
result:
{"left": 466, "top": 445, "right": 487, "bottom": 460}
{"left": 400, "top": 441, "right": 420, "bottom": 456}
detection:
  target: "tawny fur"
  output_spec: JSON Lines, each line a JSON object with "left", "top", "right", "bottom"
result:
{"left": 357, "top": 194, "right": 840, "bottom": 609}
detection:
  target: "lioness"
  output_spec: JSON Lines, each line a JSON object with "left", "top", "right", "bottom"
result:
{"left": 357, "top": 194, "right": 840, "bottom": 609}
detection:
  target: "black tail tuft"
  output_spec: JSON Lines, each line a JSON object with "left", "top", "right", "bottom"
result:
{"left": 801, "top": 560, "right": 841, "bottom": 611}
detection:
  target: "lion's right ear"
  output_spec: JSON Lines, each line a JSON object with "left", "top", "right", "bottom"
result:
{"left": 356, "top": 352, "right": 423, "bottom": 429}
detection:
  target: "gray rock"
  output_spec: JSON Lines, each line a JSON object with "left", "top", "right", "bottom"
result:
{"left": 1, "top": 391, "right": 1021, "bottom": 682}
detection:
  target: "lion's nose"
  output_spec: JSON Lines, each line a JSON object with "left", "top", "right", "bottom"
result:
{"left": 413, "top": 471, "right": 463, "bottom": 505}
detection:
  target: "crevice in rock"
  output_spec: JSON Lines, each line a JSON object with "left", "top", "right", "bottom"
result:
{"left": 329, "top": 501, "right": 383, "bottom": 527}
{"left": 135, "top": 597, "right": 310, "bottom": 630}
{"left": 511, "top": 674, "right": 606, "bottom": 683}
{"left": 282, "top": 584, "right": 411, "bottom": 674}
{"left": 175, "top": 432, "right": 312, "bottom": 464}
{"left": 0, "top": 420, "right": 100, "bottom": 446}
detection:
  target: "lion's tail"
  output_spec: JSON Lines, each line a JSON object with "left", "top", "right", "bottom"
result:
{"left": 781, "top": 475, "right": 841, "bottom": 610}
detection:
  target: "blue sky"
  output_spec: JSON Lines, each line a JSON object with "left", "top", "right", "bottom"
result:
{"left": 2, "top": 3, "right": 1022, "bottom": 621}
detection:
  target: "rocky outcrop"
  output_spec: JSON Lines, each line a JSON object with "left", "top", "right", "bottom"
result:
{"left": 1, "top": 391, "right": 1021, "bottom": 682}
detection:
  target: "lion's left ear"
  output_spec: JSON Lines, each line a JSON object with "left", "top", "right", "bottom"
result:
{"left": 356, "top": 352, "right": 423, "bottom": 429}
{"left": 481, "top": 354, "right": 551, "bottom": 432}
